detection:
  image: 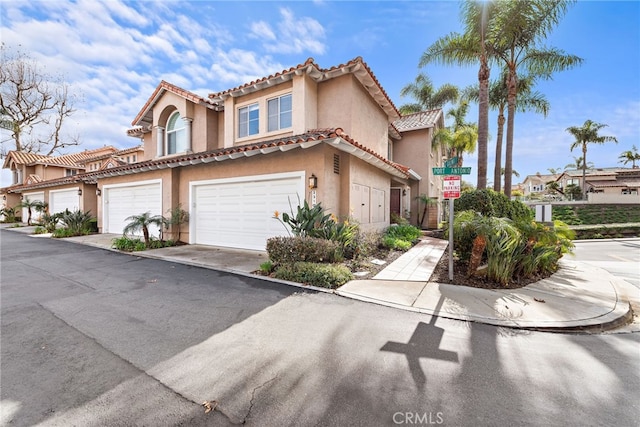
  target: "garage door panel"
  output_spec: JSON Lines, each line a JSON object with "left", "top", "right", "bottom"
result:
{"left": 192, "top": 174, "right": 302, "bottom": 250}
{"left": 50, "top": 189, "right": 80, "bottom": 214}
{"left": 22, "top": 192, "right": 45, "bottom": 223}
{"left": 104, "top": 183, "right": 161, "bottom": 235}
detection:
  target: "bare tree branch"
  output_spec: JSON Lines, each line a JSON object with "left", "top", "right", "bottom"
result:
{"left": 0, "top": 44, "right": 81, "bottom": 154}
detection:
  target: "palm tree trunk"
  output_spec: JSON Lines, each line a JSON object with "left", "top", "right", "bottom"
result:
{"left": 493, "top": 106, "right": 506, "bottom": 192}
{"left": 477, "top": 55, "right": 490, "bottom": 190}
{"left": 143, "top": 226, "right": 150, "bottom": 247}
{"left": 504, "top": 68, "right": 517, "bottom": 198}
{"left": 582, "top": 143, "right": 587, "bottom": 199}
{"left": 467, "top": 234, "right": 487, "bottom": 277}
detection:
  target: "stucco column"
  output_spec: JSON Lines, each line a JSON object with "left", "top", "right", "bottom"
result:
{"left": 155, "top": 126, "right": 164, "bottom": 157}
{"left": 183, "top": 117, "right": 193, "bottom": 152}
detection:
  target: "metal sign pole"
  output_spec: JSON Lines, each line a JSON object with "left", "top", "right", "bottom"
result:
{"left": 448, "top": 198, "right": 454, "bottom": 281}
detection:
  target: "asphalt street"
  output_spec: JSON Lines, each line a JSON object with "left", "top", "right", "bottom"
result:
{"left": 572, "top": 238, "right": 640, "bottom": 289}
{"left": 1, "top": 230, "right": 639, "bottom": 426}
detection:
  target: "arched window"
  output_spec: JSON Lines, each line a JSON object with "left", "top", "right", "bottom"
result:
{"left": 166, "top": 111, "right": 186, "bottom": 154}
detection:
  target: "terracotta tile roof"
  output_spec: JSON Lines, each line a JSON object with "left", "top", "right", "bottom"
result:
{"left": 393, "top": 109, "right": 442, "bottom": 132}
{"left": 2, "top": 174, "right": 96, "bottom": 193}
{"left": 131, "top": 80, "right": 213, "bottom": 127}
{"left": 2, "top": 151, "right": 52, "bottom": 169}
{"left": 84, "top": 128, "right": 414, "bottom": 181}
{"left": 76, "top": 145, "right": 143, "bottom": 164}
{"left": 208, "top": 57, "right": 400, "bottom": 119}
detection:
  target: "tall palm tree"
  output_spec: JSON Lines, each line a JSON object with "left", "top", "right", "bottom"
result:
{"left": 398, "top": 73, "right": 459, "bottom": 114}
{"left": 490, "top": 0, "right": 583, "bottom": 197}
{"left": 566, "top": 120, "right": 617, "bottom": 198}
{"left": 464, "top": 71, "right": 549, "bottom": 192}
{"left": 619, "top": 145, "right": 640, "bottom": 168}
{"left": 419, "top": 1, "right": 498, "bottom": 190}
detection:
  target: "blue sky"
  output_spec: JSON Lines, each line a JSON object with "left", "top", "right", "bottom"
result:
{"left": 1, "top": 0, "right": 639, "bottom": 187}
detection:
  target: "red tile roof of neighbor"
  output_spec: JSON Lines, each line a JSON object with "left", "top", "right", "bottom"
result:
{"left": 82, "top": 128, "right": 415, "bottom": 181}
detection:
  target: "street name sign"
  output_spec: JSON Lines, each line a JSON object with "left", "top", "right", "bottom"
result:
{"left": 444, "top": 157, "right": 458, "bottom": 168}
{"left": 443, "top": 175, "right": 461, "bottom": 199}
{"left": 432, "top": 167, "right": 471, "bottom": 175}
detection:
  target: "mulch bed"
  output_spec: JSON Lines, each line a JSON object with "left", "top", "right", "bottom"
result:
{"left": 429, "top": 249, "right": 551, "bottom": 290}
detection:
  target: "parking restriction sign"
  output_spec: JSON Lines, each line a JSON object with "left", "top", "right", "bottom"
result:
{"left": 443, "top": 175, "right": 461, "bottom": 199}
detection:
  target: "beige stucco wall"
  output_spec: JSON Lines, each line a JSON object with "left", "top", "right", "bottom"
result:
{"left": 317, "top": 74, "right": 389, "bottom": 157}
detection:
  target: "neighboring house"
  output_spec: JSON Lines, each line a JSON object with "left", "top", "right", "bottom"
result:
{"left": 1, "top": 146, "right": 144, "bottom": 221}
{"left": 2, "top": 57, "right": 445, "bottom": 250}
{"left": 556, "top": 168, "right": 640, "bottom": 203}
{"left": 521, "top": 173, "right": 561, "bottom": 198}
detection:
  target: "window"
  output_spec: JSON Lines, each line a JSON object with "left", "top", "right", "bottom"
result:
{"left": 65, "top": 169, "right": 77, "bottom": 177}
{"left": 238, "top": 103, "right": 259, "bottom": 138}
{"left": 267, "top": 94, "right": 292, "bottom": 132}
{"left": 167, "top": 111, "right": 187, "bottom": 154}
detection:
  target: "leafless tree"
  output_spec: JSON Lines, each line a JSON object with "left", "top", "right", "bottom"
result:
{"left": 0, "top": 45, "right": 80, "bottom": 156}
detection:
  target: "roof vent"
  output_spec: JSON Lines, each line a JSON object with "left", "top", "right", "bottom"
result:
{"left": 333, "top": 154, "right": 340, "bottom": 174}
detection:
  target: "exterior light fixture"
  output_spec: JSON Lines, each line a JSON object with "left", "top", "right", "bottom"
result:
{"left": 77, "top": 189, "right": 83, "bottom": 196}
{"left": 2, "top": 195, "right": 6, "bottom": 201}
{"left": 96, "top": 188, "right": 101, "bottom": 196}
{"left": 308, "top": 174, "right": 318, "bottom": 189}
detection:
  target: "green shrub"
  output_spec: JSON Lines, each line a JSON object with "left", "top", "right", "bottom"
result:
{"left": 260, "top": 260, "right": 275, "bottom": 275}
{"left": 59, "top": 209, "right": 97, "bottom": 236}
{"left": 273, "top": 262, "right": 354, "bottom": 288}
{"left": 52, "top": 228, "right": 76, "bottom": 238}
{"left": 454, "top": 189, "right": 533, "bottom": 222}
{"left": 382, "top": 236, "right": 412, "bottom": 251}
{"left": 34, "top": 226, "right": 47, "bottom": 234}
{"left": 274, "top": 199, "right": 332, "bottom": 237}
{"left": 266, "top": 236, "right": 342, "bottom": 264}
{"left": 112, "top": 236, "right": 146, "bottom": 252}
{"left": 385, "top": 224, "right": 421, "bottom": 242}
{"left": 312, "top": 217, "right": 360, "bottom": 259}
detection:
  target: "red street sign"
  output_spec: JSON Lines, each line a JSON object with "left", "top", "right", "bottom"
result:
{"left": 443, "top": 175, "right": 461, "bottom": 199}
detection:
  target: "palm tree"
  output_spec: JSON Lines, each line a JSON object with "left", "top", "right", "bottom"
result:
{"left": 123, "top": 212, "right": 164, "bottom": 248}
{"left": 566, "top": 120, "right": 618, "bottom": 198}
{"left": 19, "top": 198, "right": 47, "bottom": 226}
{"left": 464, "top": 71, "right": 549, "bottom": 192}
{"left": 490, "top": 0, "right": 583, "bottom": 197}
{"left": 619, "top": 145, "right": 640, "bottom": 168}
{"left": 564, "top": 155, "right": 593, "bottom": 171}
{"left": 419, "top": 1, "right": 498, "bottom": 190}
{"left": 415, "top": 195, "right": 438, "bottom": 229}
{"left": 432, "top": 100, "right": 478, "bottom": 165}
{"left": 398, "top": 73, "right": 459, "bottom": 114}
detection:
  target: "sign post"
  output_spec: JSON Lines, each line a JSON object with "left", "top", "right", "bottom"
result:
{"left": 434, "top": 161, "right": 470, "bottom": 282}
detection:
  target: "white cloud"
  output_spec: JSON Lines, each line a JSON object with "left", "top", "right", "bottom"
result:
{"left": 209, "top": 49, "right": 284, "bottom": 86}
{"left": 250, "top": 8, "right": 326, "bottom": 55}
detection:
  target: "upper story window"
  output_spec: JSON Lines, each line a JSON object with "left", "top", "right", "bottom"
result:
{"left": 238, "top": 103, "right": 259, "bottom": 138}
{"left": 167, "top": 111, "right": 187, "bottom": 154}
{"left": 65, "top": 169, "right": 78, "bottom": 177}
{"left": 268, "top": 94, "right": 292, "bottom": 132}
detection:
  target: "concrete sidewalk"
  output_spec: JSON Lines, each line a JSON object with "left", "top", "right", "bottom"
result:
{"left": 5, "top": 226, "right": 636, "bottom": 332}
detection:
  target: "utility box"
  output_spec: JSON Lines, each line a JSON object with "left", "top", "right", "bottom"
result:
{"left": 535, "top": 204, "right": 553, "bottom": 223}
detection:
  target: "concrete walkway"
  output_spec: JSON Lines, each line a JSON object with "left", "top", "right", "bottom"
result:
{"left": 4, "top": 226, "right": 636, "bottom": 332}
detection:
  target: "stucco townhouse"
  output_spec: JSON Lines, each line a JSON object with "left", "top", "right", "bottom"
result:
{"left": 2, "top": 57, "right": 445, "bottom": 251}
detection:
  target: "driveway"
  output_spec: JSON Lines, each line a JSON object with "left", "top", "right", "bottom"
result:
{"left": 2, "top": 230, "right": 639, "bottom": 426}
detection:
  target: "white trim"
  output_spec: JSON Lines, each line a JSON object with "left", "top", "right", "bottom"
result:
{"left": 189, "top": 171, "right": 305, "bottom": 245}
{"left": 49, "top": 187, "right": 79, "bottom": 195}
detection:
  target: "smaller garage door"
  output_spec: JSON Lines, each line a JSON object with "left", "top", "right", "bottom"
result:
{"left": 103, "top": 181, "right": 162, "bottom": 235}
{"left": 22, "top": 191, "right": 45, "bottom": 224}
{"left": 50, "top": 188, "right": 80, "bottom": 214}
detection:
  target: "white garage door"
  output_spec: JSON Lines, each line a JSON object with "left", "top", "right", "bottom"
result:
{"left": 49, "top": 188, "right": 80, "bottom": 214}
{"left": 191, "top": 172, "right": 304, "bottom": 250}
{"left": 103, "top": 181, "right": 162, "bottom": 235}
{"left": 22, "top": 191, "right": 45, "bottom": 223}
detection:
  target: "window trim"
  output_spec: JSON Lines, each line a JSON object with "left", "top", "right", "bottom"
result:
{"left": 238, "top": 102, "right": 260, "bottom": 139}
{"left": 166, "top": 111, "right": 186, "bottom": 155}
{"left": 267, "top": 93, "right": 292, "bottom": 133}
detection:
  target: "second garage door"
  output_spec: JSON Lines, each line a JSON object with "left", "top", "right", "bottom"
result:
{"left": 49, "top": 188, "right": 80, "bottom": 214}
{"left": 103, "top": 181, "right": 162, "bottom": 235}
{"left": 191, "top": 172, "right": 304, "bottom": 250}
